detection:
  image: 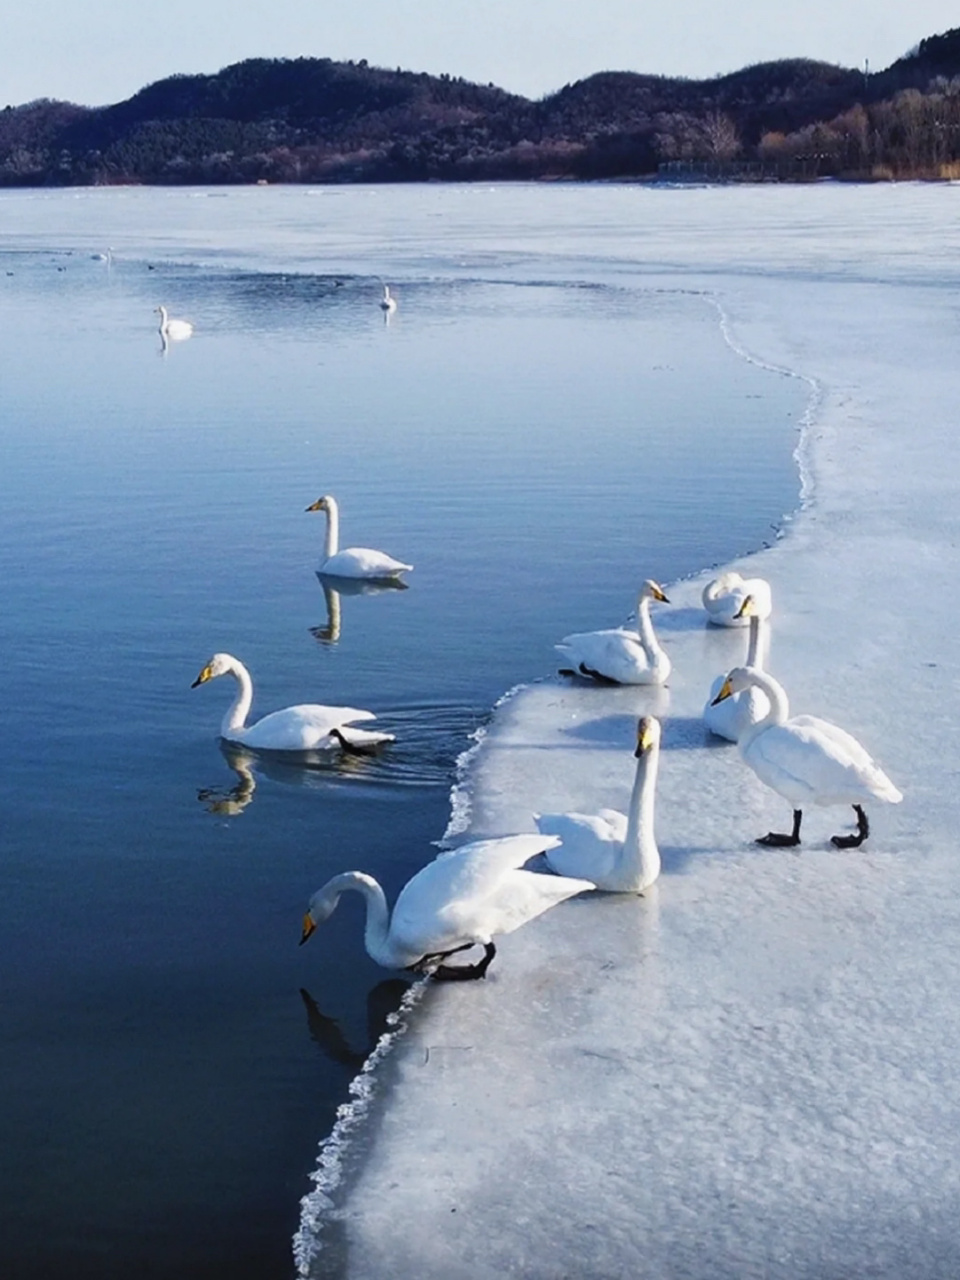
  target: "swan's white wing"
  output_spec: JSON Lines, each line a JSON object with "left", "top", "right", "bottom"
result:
{"left": 234, "top": 703, "right": 377, "bottom": 751}
{"left": 744, "top": 722, "right": 901, "bottom": 807}
{"left": 390, "top": 835, "right": 593, "bottom": 956}
{"left": 536, "top": 811, "right": 625, "bottom": 881}
{"left": 556, "top": 627, "right": 650, "bottom": 683}
{"left": 322, "top": 547, "right": 412, "bottom": 579}
{"left": 788, "top": 715, "right": 902, "bottom": 802}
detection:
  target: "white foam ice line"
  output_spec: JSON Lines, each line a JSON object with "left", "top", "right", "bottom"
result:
{"left": 295, "top": 185, "right": 960, "bottom": 1279}
{"left": 441, "top": 684, "right": 527, "bottom": 846}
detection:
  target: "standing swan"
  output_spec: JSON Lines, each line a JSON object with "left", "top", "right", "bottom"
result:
{"left": 702, "top": 572, "right": 771, "bottom": 627}
{"left": 712, "top": 666, "right": 902, "bottom": 847}
{"left": 703, "top": 594, "right": 771, "bottom": 742}
{"left": 379, "top": 284, "right": 397, "bottom": 313}
{"left": 191, "top": 653, "right": 393, "bottom": 752}
{"left": 299, "top": 834, "right": 595, "bottom": 979}
{"left": 535, "top": 716, "right": 661, "bottom": 893}
{"left": 155, "top": 306, "right": 193, "bottom": 340}
{"left": 556, "top": 580, "right": 671, "bottom": 685}
{"left": 306, "top": 494, "right": 413, "bottom": 581}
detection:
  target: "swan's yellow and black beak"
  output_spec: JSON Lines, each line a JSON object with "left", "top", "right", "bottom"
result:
{"left": 299, "top": 914, "right": 317, "bottom": 946}
{"left": 711, "top": 676, "right": 734, "bottom": 705}
{"left": 651, "top": 582, "right": 670, "bottom": 604}
{"left": 305, "top": 498, "right": 326, "bottom": 513}
{"left": 734, "top": 595, "right": 756, "bottom": 620}
{"left": 191, "top": 664, "right": 213, "bottom": 689}
{"left": 635, "top": 718, "right": 656, "bottom": 757}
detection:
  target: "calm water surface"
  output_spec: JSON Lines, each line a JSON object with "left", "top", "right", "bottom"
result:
{"left": 0, "top": 187, "right": 804, "bottom": 1278}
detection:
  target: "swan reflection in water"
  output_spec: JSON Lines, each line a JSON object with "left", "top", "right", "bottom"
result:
{"left": 299, "top": 981, "right": 410, "bottom": 1069}
{"left": 310, "top": 572, "right": 408, "bottom": 646}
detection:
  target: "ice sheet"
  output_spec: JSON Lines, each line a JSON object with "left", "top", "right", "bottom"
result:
{"left": 297, "top": 190, "right": 960, "bottom": 1278}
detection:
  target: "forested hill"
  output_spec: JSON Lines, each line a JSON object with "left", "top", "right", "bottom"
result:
{"left": 3, "top": 27, "right": 960, "bottom": 186}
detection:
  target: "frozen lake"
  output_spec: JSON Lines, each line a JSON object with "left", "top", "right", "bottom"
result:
{"left": 0, "top": 184, "right": 803, "bottom": 1279}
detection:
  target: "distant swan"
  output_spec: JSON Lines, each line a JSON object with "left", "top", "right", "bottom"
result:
{"left": 300, "top": 834, "right": 595, "bottom": 979}
{"left": 156, "top": 305, "right": 193, "bottom": 341}
{"left": 306, "top": 494, "right": 413, "bottom": 581}
{"left": 379, "top": 284, "right": 397, "bottom": 313}
{"left": 536, "top": 716, "right": 661, "bottom": 893}
{"left": 703, "top": 593, "right": 771, "bottom": 742}
{"left": 712, "top": 666, "right": 902, "bottom": 847}
{"left": 556, "top": 580, "right": 671, "bottom": 685}
{"left": 191, "top": 652, "right": 393, "bottom": 752}
{"left": 702, "top": 572, "right": 771, "bottom": 627}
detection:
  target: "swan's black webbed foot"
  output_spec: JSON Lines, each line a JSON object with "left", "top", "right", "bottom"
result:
{"left": 580, "top": 664, "right": 619, "bottom": 685}
{"left": 757, "top": 809, "right": 802, "bottom": 847}
{"left": 432, "top": 942, "right": 496, "bottom": 982}
{"left": 330, "top": 728, "right": 382, "bottom": 757}
{"left": 831, "top": 804, "right": 869, "bottom": 849}
{"left": 558, "top": 668, "right": 577, "bottom": 677}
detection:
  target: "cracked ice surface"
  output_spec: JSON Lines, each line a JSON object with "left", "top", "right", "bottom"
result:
{"left": 299, "top": 187, "right": 960, "bottom": 1279}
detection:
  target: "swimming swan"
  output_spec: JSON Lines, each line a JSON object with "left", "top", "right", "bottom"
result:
{"left": 191, "top": 652, "right": 393, "bottom": 752}
{"left": 306, "top": 494, "right": 413, "bottom": 581}
{"left": 299, "top": 834, "right": 595, "bottom": 979}
{"left": 703, "top": 594, "right": 771, "bottom": 742}
{"left": 702, "top": 572, "right": 772, "bottom": 627}
{"left": 155, "top": 306, "right": 193, "bottom": 340}
{"left": 535, "top": 716, "right": 661, "bottom": 893}
{"left": 556, "top": 580, "right": 671, "bottom": 685}
{"left": 712, "top": 666, "right": 902, "bottom": 847}
{"left": 379, "top": 284, "right": 397, "bottom": 313}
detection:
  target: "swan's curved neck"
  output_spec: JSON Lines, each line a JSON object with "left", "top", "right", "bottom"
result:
{"left": 738, "top": 669, "right": 789, "bottom": 744}
{"left": 157, "top": 306, "right": 168, "bottom": 330}
{"left": 620, "top": 744, "right": 660, "bottom": 891}
{"left": 221, "top": 659, "right": 254, "bottom": 736}
{"left": 745, "top": 615, "right": 767, "bottom": 669}
{"left": 322, "top": 499, "right": 340, "bottom": 560}
{"left": 326, "top": 872, "right": 397, "bottom": 966}
{"left": 636, "top": 595, "right": 665, "bottom": 660}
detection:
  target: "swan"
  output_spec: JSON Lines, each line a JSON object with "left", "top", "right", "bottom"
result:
{"left": 156, "top": 305, "right": 193, "bottom": 341}
{"left": 306, "top": 494, "right": 413, "bottom": 581}
{"left": 702, "top": 572, "right": 772, "bottom": 627}
{"left": 556, "top": 580, "right": 671, "bottom": 685}
{"left": 191, "top": 652, "right": 393, "bottom": 752}
{"left": 299, "top": 834, "right": 595, "bottom": 979}
{"left": 711, "top": 666, "right": 902, "bottom": 847}
{"left": 535, "top": 716, "right": 661, "bottom": 893}
{"left": 379, "top": 284, "right": 397, "bottom": 313}
{"left": 703, "top": 594, "right": 771, "bottom": 742}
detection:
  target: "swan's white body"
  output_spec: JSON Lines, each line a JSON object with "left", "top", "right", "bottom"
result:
{"left": 301, "top": 834, "right": 594, "bottom": 972}
{"left": 703, "top": 598, "right": 771, "bottom": 742}
{"left": 192, "top": 652, "right": 393, "bottom": 752}
{"left": 556, "top": 581, "right": 671, "bottom": 685}
{"left": 379, "top": 285, "right": 397, "bottom": 313}
{"left": 156, "top": 305, "right": 193, "bottom": 340}
{"left": 535, "top": 717, "right": 661, "bottom": 893}
{"left": 718, "top": 666, "right": 902, "bottom": 811}
{"left": 306, "top": 494, "right": 412, "bottom": 581}
{"left": 702, "top": 572, "right": 772, "bottom": 627}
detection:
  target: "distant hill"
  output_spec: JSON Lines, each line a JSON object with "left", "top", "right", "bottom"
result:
{"left": 3, "top": 31, "right": 960, "bottom": 186}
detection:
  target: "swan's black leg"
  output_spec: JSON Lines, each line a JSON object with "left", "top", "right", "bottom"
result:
{"left": 330, "top": 727, "right": 381, "bottom": 757}
{"left": 558, "top": 668, "right": 577, "bottom": 677}
{"left": 757, "top": 809, "right": 802, "bottom": 847}
{"left": 580, "top": 664, "right": 620, "bottom": 685}
{"left": 432, "top": 942, "right": 496, "bottom": 982}
{"left": 831, "top": 804, "right": 869, "bottom": 849}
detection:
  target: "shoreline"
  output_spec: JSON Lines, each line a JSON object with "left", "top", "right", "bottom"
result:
{"left": 295, "top": 248, "right": 960, "bottom": 1276}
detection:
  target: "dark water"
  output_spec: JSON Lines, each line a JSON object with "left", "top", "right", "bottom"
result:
{"left": 0, "top": 212, "right": 803, "bottom": 1278}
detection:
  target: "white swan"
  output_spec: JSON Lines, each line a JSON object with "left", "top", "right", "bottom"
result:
{"left": 191, "top": 652, "right": 393, "bottom": 752}
{"left": 556, "top": 580, "right": 671, "bottom": 685}
{"left": 300, "top": 834, "right": 595, "bottom": 979}
{"left": 379, "top": 284, "right": 397, "bottom": 313}
{"left": 712, "top": 666, "right": 902, "bottom": 847}
{"left": 702, "top": 572, "right": 772, "bottom": 627}
{"left": 535, "top": 716, "right": 661, "bottom": 893}
{"left": 306, "top": 494, "right": 413, "bottom": 581}
{"left": 703, "top": 594, "right": 771, "bottom": 742}
{"left": 156, "top": 305, "right": 193, "bottom": 341}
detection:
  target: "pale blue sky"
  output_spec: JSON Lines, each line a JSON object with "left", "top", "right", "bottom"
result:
{"left": 5, "top": 1, "right": 959, "bottom": 108}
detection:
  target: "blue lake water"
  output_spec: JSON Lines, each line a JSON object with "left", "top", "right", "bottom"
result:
{"left": 0, "top": 186, "right": 805, "bottom": 1278}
